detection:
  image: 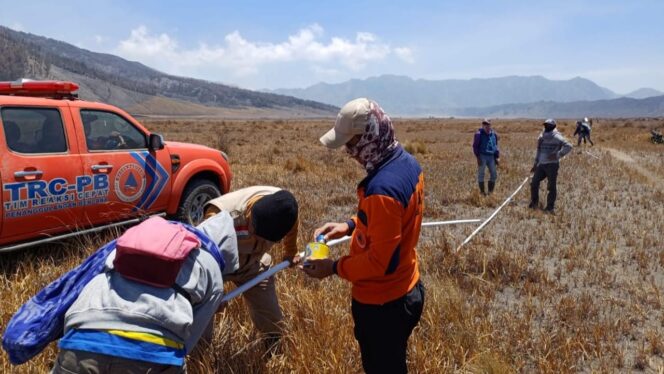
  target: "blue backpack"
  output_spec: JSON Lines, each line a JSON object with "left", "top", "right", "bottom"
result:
{"left": 1, "top": 222, "right": 223, "bottom": 365}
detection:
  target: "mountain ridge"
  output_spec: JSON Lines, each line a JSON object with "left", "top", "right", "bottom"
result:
{"left": 271, "top": 74, "right": 664, "bottom": 117}
{"left": 271, "top": 74, "right": 621, "bottom": 114}
{"left": 625, "top": 87, "right": 663, "bottom": 99}
{"left": 2, "top": 25, "right": 662, "bottom": 119}
{"left": 0, "top": 26, "right": 338, "bottom": 117}
{"left": 453, "top": 95, "right": 664, "bottom": 119}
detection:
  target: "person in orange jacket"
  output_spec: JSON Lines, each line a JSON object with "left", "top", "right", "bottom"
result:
{"left": 302, "top": 98, "right": 425, "bottom": 374}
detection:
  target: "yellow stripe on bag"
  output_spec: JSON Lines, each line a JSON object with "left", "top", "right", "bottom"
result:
{"left": 106, "top": 330, "right": 184, "bottom": 349}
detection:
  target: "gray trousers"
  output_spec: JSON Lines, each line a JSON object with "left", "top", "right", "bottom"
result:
{"left": 477, "top": 153, "right": 497, "bottom": 183}
{"left": 224, "top": 253, "right": 284, "bottom": 336}
{"left": 577, "top": 133, "right": 593, "bottom": 145}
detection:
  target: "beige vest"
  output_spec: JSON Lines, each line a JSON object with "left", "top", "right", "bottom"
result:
{"left": 205, "top": 186, "right": 281, "bottom": 257}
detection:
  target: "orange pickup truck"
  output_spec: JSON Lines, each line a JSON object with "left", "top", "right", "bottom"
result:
{"left": 0, "top": 80, "right": 232, "bottom": 252}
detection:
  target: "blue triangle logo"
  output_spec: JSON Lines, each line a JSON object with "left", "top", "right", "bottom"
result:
{"left": 125, "top": 173, "right": 138, "bottom": 189}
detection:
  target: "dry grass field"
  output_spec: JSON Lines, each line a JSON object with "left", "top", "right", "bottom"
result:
{"left": 2, "top": 117, "right": 664, "bottom": 373}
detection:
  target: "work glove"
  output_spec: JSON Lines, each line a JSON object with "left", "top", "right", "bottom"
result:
{"left": 301, "top": 258, "right": 335, "bottom": 279}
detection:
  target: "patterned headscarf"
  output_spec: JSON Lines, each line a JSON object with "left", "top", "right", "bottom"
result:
{"left": 344, "top": 100, "right": 399, "bottom": 172}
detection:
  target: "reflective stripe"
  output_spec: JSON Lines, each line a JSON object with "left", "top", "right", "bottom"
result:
{"left": 106, "top": 330, "right": 184, "bottom": 349}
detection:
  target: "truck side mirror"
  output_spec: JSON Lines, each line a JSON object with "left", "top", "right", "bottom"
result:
{"left": 149, "top": 133, "right": 165, "bottom": 151}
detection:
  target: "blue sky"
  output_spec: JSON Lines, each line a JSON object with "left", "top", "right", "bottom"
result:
{"left": 2, "top": 0, "right": 663, "bottom": 93}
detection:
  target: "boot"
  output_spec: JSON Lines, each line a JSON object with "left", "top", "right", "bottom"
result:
{"left": 488, "top": 181, "right": 495, "bottom": 194}
{"left": 478, "top": 182, "right": 486, "bottom": 195}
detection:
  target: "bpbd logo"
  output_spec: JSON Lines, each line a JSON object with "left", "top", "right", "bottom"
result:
{"left": 114, "top": 163, "right": 146, "bottom": 202}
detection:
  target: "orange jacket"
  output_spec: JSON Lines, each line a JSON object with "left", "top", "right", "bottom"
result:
{"left": 335, "top": 147, "right": 424, "bottom": 304}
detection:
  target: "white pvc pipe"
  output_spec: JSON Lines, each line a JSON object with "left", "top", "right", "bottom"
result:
{"left": 221, "top": 260, "right": 290, "bottom": 303}
{"left": 422, "top": 219, "right": 482, "bottom": 227}
{"left": 327, "top": 236, "right": 351, "bottom": 246}
{"left": 221, "top": 218, "right": 482, "bottom": 302}
{"left": 324, "top": 219, "right": 482, "bottom": 247}
{"left": 455, "top": 177, "right": 530, "bottom": 253}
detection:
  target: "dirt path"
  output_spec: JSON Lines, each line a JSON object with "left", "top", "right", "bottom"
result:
{"left": 604, "top": 147, "right": 664, "bottom": 191}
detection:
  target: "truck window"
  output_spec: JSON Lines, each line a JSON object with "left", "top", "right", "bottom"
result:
{"left": 1, "top": 107, "right": 67, "bottom": 154}
{"left": 81, "top": 110, "right": 147, "bottom": 151}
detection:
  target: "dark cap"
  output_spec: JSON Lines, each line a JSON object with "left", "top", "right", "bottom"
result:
{"left": 251, "top": 190, "right": 298, "bottom": 242}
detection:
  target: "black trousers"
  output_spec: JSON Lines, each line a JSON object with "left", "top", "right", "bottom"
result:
{"left": 351, "top": 281, "right": 425, "bottom": 374}
{"left": 531, "top": 162, "right": 560, "bottom": 210}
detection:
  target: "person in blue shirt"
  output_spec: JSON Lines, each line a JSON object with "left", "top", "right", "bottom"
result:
{"left": 472, "top": 119, "right": 500, "bottom": 195}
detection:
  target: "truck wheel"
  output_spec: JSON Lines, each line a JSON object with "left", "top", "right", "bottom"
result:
{"left": 177, "top": 179, "right": 221, "bottom": 226}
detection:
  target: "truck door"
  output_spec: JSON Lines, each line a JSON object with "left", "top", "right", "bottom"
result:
{"left": 0, "top": 105, "right": 85, "bottom": 243}
{"left": 0, "top": 170, "right": 3, "bottom": 236}
{"left": 70, "top": 107, "right": 172, "bottom": 225}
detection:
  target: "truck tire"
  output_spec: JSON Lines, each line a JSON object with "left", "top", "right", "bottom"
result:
{"left": 176, "top": 179, "right": 221, "bottom": 226}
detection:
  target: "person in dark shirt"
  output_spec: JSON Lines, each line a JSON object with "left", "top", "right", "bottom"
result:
{"left": 573, "top": 118, "right": 594, "bottom": 146}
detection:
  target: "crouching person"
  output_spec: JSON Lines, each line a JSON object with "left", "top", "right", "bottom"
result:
{"left": 51, "top": 212, "right": 238, "bottom": 374}
{"left": 204, "top": 186, "right": 299, "bottom": 349}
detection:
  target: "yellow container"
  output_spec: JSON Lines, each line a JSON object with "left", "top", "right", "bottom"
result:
{"left": 305, "top": 241, "right": 329, "bottom": 260}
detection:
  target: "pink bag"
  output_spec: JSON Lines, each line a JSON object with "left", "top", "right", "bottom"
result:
{"left": 114, "top": 216, "right": 201, "bottom": 288}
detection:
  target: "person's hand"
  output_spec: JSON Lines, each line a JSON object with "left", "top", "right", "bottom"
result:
{"left": 283, "top": 254, "right": 302, "bottom": 267}
{"left": 313, "top": 222, "right": 349, "bottom": 242}
{"left": 301, "top": 258, "right": 335, "bottom": 279}
{"left": 476, "top": 158, "right": 481, "bottom": 167}
{"left": 530, "top": 165, "right": 536, "bottom": 173}
{"left": 495, "top": 157, "right": 500, "bottom": 167}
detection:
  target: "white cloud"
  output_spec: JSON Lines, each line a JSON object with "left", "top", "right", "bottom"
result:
{"left": 394, "top": 47, "right": 414, "bottom": 63}
{"left": 311, "top": 65, "right": 341, "bottom": 75}
{"left": 118, "top": 26, "right": 179, "bottom": 57}
{"left": 10, "top": 22, "right": 23, "bottom": 31}
{"left": 115, "top": 24, "right": 412, "bottom": 78}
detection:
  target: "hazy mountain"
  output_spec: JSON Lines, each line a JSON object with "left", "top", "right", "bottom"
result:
{"left": 454, "top": 95, "right": 664, "bottom": 118}
{"left": 271, "top": 74, "right": 620, "bottom": 116}
{"left": 0, "top": 26, "right": 337, "bottom": 117}
{"left": 624, "top": 88, "right": 663, "bottom": 99}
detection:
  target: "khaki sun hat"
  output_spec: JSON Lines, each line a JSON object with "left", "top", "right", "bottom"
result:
{"left": 320, "top": 98, "right": 372, "bottom": 149}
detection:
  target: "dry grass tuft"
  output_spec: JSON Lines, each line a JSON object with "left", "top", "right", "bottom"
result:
{"left": 284, "top": 156, "right": 314, "bottom": 173}
{"left": 403, "top": 140, "right": 428, "bottom": 155}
